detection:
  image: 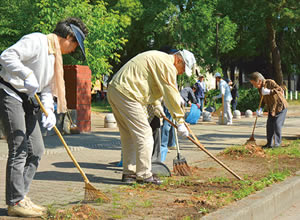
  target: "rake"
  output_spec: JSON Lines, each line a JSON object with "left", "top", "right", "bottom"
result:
{"left": 246, "top": 96, "right": 264, "bottom": 145}
{"left": 35, "top": 94, "right": 110, "bottom": 202}
{"left": 173, "top": 119, "right": 191, "bottom": 176}
{"left": 163, "top": 115, "right": 242, "bottom": 180}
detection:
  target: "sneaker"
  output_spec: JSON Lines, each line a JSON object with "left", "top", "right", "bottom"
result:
{"left": 24, "top": 196, "right": 47, "bottom": 213}
{"left": 226, "top": 122, "right": 233, "bottom": 125}
{"left": 8, "top": 199, "right": 43, "bottom": 217}
{"left": 121, "top": 174, "right": 136, "bottom": 183}
{"left": 136, "top": 175, "right": 162, "bottom": 185}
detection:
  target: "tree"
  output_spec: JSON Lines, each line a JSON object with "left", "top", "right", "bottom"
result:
{"left": 219, "top": 0, "right": 300, "bottom": 85}
{"left": 0, "top": 0, "right": 128, "bottom": 84}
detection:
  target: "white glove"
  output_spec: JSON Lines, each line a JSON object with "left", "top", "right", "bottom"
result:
{"left": 24, "top": 73, "right": 39, "bottom": 97}
{"left": 261, "top": 87, "right": 270, "bottom": 96}
{"left": 153, "top": 105, "right": 165, "bottom": 118}
{"left": 256, "top": 108, "right": 263, "bottom": 117}
{"left": 177, "top": 123, "right": 189, "bottom": 137}
{"left": 42, "top": 109, "right": 56, "bottom": 130}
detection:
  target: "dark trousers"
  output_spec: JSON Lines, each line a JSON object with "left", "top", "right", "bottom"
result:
{"left": 0, "top": 90, "right": 44, "bottom": 205}
{"left": 266, "top": 108, "right": 287, "bottom": 147}
{"left": 231, "top": 97, "right": 238, "bottom": 111}
{"left": 150, "top": 116, "right": 161, "bottom": 162}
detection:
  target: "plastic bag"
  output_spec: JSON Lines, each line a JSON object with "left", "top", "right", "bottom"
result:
{"left": 185, "top": 104, "right": 201, "bottom": 124}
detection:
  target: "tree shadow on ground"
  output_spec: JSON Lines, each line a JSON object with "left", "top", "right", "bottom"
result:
{"left": 34, "top": 170, "right": 125, "bottom": 186}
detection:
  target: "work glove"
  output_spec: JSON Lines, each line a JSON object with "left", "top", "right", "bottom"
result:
{"left": 256, "top": 108, "right": 263, "bottom": 117}
{"left": 42, "top": 108, "right": 56, "bottom": 130}
{"left": 24, "top": 73, "right": 39, "bottom": 97}
{"left": 177, "top": 123, "right": 189, "bottom": 138}
{"left": 261, "top": 87, "right": 271, "bottom": 96}
{"left": 153, "top": 104, "right": 165, "bottom": 118}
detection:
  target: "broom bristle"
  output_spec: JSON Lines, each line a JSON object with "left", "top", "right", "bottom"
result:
{"left": 173, "top": 162, "right": 191, "bottom": 176}
{"left": 84, "top": 182, "right": 110, "bottom": 202}
{"left": 245, "top": 135, "right": 256, "bottom": 145}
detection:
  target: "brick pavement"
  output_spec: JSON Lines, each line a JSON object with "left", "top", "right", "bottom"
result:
{"left": 0, "top": 106, "right": 299, "bottom": 218}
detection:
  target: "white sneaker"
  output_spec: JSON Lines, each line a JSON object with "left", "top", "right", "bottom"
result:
{"left": 8, "top": 199, "right": 43, "bottom": 217}
{"left": 24, "top": 196, "right": 47, "bottom": 213}
{"left": 227, "top": 122, "right": 233, "bottom": 125}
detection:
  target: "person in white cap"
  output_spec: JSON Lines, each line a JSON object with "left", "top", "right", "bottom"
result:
{"left": 108, "top": 49, "right": 196, "bottom": 185}
{"left": 213, "top": 72, "right": 233, "bottom": 125}
{"left": 0, "top": 17, "right": 88, "bottom": 217}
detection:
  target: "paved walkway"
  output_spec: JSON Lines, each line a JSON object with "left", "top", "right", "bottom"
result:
{"left": 0, "top": 106, "right": 299, "bottom": 218}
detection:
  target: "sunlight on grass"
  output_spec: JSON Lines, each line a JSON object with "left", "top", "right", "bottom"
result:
{"left": 91, "top": 100, "right": 112, "bottom": 113}
{"left": 266, "top": 139, "right": 300, "bottom": 157}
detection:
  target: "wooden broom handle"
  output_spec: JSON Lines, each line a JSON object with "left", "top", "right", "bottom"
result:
{"left": 162, "top": 115, "right": 242, "bottom": 180}
{"left": 184, "top": 122, "right": 205, "bottom": 148}
{"left": 251, "top": 96, "right": 264, "bottom": 136}
{"left": 34, "top": 94, "right": 90, "bottom": 183}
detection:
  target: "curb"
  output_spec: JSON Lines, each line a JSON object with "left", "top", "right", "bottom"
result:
{"left": 202, "top": 171, "right": 300, "bottom": 220}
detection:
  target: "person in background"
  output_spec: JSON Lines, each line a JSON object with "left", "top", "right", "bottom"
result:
{"left": 225, "top": 79, "right": 239, "bottom": 111}
{"left": 108, "top": 50, "right": 196, "bottom": 184}
{"left": 213, "top": 73, "right": 233, "bottom": 125}
{"left": 0, "top": 17, "right": 88, "bottom": 217}
{"left": 180, "top": 86, "right": 197, "bottom": 107}
{"left": 194, "top": 74, "right": 206, "bottom": 112}
{"left": 249, "top": 71, "right": 288, "bottom": 148}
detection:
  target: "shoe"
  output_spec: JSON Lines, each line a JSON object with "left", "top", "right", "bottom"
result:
{"left": 262, "top": 144, "right": 272, "bottom": 149}
{"left": 122, "top": 174, "right": 136, "bottom": 183}
{"left": 24, "top": 196, "right": 47, "bottom": 213}
{"left": 226, "top": 122, "right": 233, "bottom": 125}
{"left": 136, "top": 175, "right": 162, "bottom": 185}
{"left": 8, "top": 199, "right": 43, "bottom": 217}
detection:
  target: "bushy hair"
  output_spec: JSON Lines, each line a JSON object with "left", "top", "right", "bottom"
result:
{"left": 250, "top": 71, "right": 265, "bottom": 82}
{"left": 53, "top": 17, "right": 88, "bottom": 40}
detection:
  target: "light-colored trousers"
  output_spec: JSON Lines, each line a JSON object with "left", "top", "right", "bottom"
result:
{"left": 224, "top": 101, "right": 233, "bottom": 123}
{"left": 107, "top": 86, "right": 153, "bottom": 180}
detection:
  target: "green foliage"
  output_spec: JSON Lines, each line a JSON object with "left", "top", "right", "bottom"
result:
{"left": 236, "top": 88, "right": 260, "bottom": 112}
{"left": 0, "top": 0, "right": 127, "bottom": 85}
{"left": 232, "top": 170, "right": 290, "bottom": 200}
{"left": 222, "top": 146, "right": 251, "bottom": 156}
{"left": 266, "top": 139, "right": 300, "bottom": 157}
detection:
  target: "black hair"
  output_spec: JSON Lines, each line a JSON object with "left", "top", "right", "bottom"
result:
{"left": 53, "top": 17, "right": 88, "bottom": 40}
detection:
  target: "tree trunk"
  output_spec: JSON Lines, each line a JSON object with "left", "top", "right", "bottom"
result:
{"left": 265, "top": 17, "right": 283, "bottom": 85}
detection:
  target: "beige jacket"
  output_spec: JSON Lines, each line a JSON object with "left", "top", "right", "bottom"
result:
{"left": 109, "top": 50, "right": 184, "bottom": 123}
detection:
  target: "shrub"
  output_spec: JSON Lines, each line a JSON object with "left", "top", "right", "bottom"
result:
{"left": 236, "top": 87, "right": 260, "bottom": 112}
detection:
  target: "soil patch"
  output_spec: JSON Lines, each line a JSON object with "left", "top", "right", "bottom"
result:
{"left": 48, "top": 141, "right": 300, "bottom": 220}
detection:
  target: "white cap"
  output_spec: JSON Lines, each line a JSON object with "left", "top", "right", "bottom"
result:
{"left": 179, "top": 50, "right": 196, "bottom": 77}
{"left": 215, "top": 72, "right": 222, "bottom": 78}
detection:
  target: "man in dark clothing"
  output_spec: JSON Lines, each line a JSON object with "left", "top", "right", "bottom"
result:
{"left": 226, "top": 79, "right": 239, "bottom": 111}
{"left": 180, "top": 86, "right": 197, "bottom": 106}
{"left": 194, "top": 75, "right": 206, "bottom": 112}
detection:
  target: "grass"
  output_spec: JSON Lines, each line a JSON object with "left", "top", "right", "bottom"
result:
{"left": 266, "top": 139, "right": 300, "bottom": 157}
{"left": 222, "top": 145, "right": 251, "bottom": 156}
{"left": 91, "top": 100, "right": 112, "bottom": 113}
{"left": 287, "top": 99, "right": 300, "bottom": 105}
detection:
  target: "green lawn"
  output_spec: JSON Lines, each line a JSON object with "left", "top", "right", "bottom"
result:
{"left": 91, "top": 100, "right": 112, "bottom": 113}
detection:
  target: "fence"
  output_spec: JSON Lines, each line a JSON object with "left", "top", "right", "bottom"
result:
{"left": 284, "top": 90, "right": 299, "bottom": 100}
